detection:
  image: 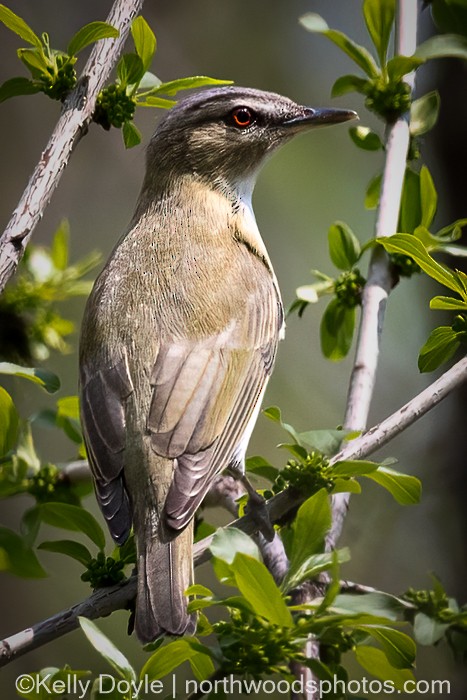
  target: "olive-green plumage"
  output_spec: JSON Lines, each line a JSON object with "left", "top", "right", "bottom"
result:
{"left": 79, "top": 86, "right": 355, "bottom": 643}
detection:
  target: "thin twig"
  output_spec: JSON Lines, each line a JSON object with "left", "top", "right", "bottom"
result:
{"left": 330, "top": 0, "right": 419, "bottom": 548}
{"left": 0, "top": 0, "right": 145, "bottom": 293}
{"left": 2, "top": 353, "right": 465, "bottom": 667}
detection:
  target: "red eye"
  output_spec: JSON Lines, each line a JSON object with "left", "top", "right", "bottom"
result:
{"left": 231, "top": 107, "right": 254, "bottom": 128}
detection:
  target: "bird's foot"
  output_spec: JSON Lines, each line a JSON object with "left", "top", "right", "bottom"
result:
{"left": 227, "top": 466, "right": 275, "bottom": 542}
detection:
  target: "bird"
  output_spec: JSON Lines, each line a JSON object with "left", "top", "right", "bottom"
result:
{"left": 79, "top": 86, "right": 356, "bottom": 643}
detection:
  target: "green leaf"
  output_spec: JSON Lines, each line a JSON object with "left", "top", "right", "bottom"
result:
{"left": 0, "top": 362, "right": 60, "bottom": 393}
{"left": 210, "top": 527, "right": 260, "bottom": 564}
{"left": 363, "top": 0, "right": 395, "bottom": 65}
{"left": 137, "top": 95, "right": 177, "bottom": 109}
{"left": 51, "top": 219, "right": 69, "bottom": 270}
{"left": 331, "top": 74, "right": 369, "bottom": 97}
{"left": 378, "top": 234, "right": 462, "bottom": 293}
{"left": 38, "top": 539, "right": 92, "bottom": 566}
{"left": 67, "top": 21, "right": 118, "bottom": 57}
{"left": 363, "top": 465, "right": 421, "bottom": 504}
{"left": 17, "top": 47, "right": 49, "bottom": 76}
{"left": 245, "top": 455, "right": 279, "bottom": 482}
{"left": 0, "top": 386, "right": 19, "bottom": 456}
{"left": 131, "top": 16, "right": 156, "bottom": 72}
{"left": 415, "top": 33, "right": 467, "bottom": 61}
{"left": 332, "top": 478, "right": 362, "bottom": 494}
{"left": 357, "top": 625, "right": 416, "bottom": 668}
{"left": 399, "top": 168, "right": 421, "bottom": 233}
{"left": 430, "top": 296, "right": 467, "bottom": 311}
{"left": 419, "top": 165, "right": 437, "bottom": 229}
{"left": 263, "top": 405, "right": 301, "bottom": 444}
{"left": 300, "top": 13, "right": 380, "bottom": 77}
{"left": 117, "top": 52, "right": 144, "bottom": 87}
{"left": 320, "top": 299, "right": 355, "bottom": 360}
{"left": 387, "top": 55, "right": 424, "bottom": 81}
{"left": 418, "top": 326, "right": 461, "bottom": 372}
{"left": 39, "top": 503, "right": 106, "bottom": 549}
{"left": 297, "top": 428, "right": 349, "bottom": 456}
{"left": 0, "top": 526, "right": 47, "bottom": 578}
{"left": 79, "top": 617, "right": 136, "bottom": 681}
{"left": 0, "top": 4, "right": 42, "bottom": 47}
{"left": 331, "top": 460, "right": 379, "bottom": 477}
{"left": 122, "top": 120, "right": 142, "bottom": 149}
{"left": 349, "top": 125, "right": 383, "bottom": 151}
{"left": 333, "top": 591, "right": 413, "bottom": 620}
{"left": 152, "top": 75, "right": 233, "bottom": 96}
{"left": 282, "top": 548, "right": 350, "bottom": 593}
{"left": 0, "top": 76, "right": 41, "bottom": 103}
{"left": 289, "top": 490, "right": 331, "bottom": 569}
{"left": 410, "top": 91, "right": 440, "bottom": 136}
{"left": 355, "top": 645, "right": 415, "bottom": 689}
{"left": 365, "top": 172, "right": 382, "bottom": 209}
{"left": 231, "top": 552, "right": 294, "bottom": 626}
{"left": 328, "top": 221, "right": 361, "bottom": 270}
{"left": 189, "top": 649, "right": 215, "bottom": 682}
{"left": 414, "top": 611, "right": 449, "bottom": 645}
{"left": 142, "top": 638, "right": 210, "bottom": 680}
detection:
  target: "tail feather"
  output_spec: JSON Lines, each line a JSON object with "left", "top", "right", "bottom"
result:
{"left": 135, "top": 520, "right": 196, "bottom": 643}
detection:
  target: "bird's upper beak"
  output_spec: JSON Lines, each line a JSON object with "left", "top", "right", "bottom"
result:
{"left": 283, "top": 107, "right": 358, "bottom": 130}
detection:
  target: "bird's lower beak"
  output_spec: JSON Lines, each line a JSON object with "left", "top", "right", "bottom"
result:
{"left": 283, "top": 107, "right": 358, "bottom": 130}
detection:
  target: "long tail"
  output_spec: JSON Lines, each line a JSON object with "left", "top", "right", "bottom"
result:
{"left": 135, "top": 518, "right": 196, "bottom": 643}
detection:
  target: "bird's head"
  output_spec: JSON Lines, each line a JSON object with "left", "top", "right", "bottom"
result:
{"left": 144, "top": 86, "right": 357, "bottom": 195}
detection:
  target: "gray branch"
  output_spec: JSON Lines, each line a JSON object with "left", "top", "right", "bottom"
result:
{"left": 0, "top": 0, "right": 145, "bottom": 293}
{"left": 2, "top": 353, "right": 466, "bottom": 667}
{"left": 330, "top": 0, "right": 420, "bottom": 548}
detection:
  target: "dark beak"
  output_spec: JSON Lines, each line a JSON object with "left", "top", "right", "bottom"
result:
{"left": 284, "top": 107, "right": 358, "bottom": 129}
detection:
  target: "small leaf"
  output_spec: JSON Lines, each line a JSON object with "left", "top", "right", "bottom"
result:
{"left": 430, "top": 296, "right": 467, "bottom": 311}
{"left": 365, "top": 172, "right": 382, "bottom": 209}
{"left": 399, "top": 168, "right": 421, "bottom": 233}
{"left": 419, "top": 165, "right": 437, "bottom": 229}
{"left": 363, "top": 466, "right": 421, "bottom": 504}
{"left": 153, "top": 75, "right": 233, "bottom": 96}
{"left": 331, "top": 74, "right": 368, "bottom": 97}
{"left": 0, "top": 526, "right": 47, "bottom": 578}
{"left": 418, "top": 326, "right": 461, "bottom": 372}
{"left": 263, "top": 405, "right": 301, "bottom": 444}
{"left": 210, "top": 527, "right": 260, "bottom": 565}
{"left": 282, "top": 548, "right": 351, "bottom": 593}
{"left": 131, "top": 16, "right": 156, "bottom": 72}
{"left": 0, "top": 362, "right": 60, "bottom": 393}
{"left": 300, "top": 13, "right": 380, "bottom": 77}
{"left": 320, "top": 299, "right": 355, "bottom": 360}
{"left": 296, "top": 279, "right": 334, "bottom": 303}
{"left": 355, "top": 646, "right": 415, "bottom": 689}
{"left": 38, "top": 539, "right": 92, "bottom": 566}
{"left": 0, "top": 76, "right": 41, "bottom": 103}
{"left": 410, "top": 91, "right": 440, "bottom": 136}
{"left": 349, "top": 125, "right": 383, "bottom": 151}
{"left": 328, "top": 221, "right": 361, "bottom": 270}
{"left": 297, "top": 428, "right": 349, "bottom": 456}
{"left": 414, "top": 611, "right": 449, "bottom": 645}
{"left": 189, "top": 650, "right": 215, "bottom": 682}
{"left": 363, "top": 0, "right": 395, "bottom": 66}
{"left": 17, "top": 47, "right": 49, "bottom": 76}
{"left": 67, "top": 21, "right": 118, "bottom": 57}
{"left": 79, "top": 617, "right": 136, "bottom": 681}
{"left": 378, "top": 234, "right": 462, "bottom": 293}
{"left": 387, "top": 55, "right": 424, "bottom": 81}
{"left": 0, "top": 4, "right": 42, "bottom": 47}
{"left": 231, "top": 552, "right": 294, "bottom": 626}
{"left": 415, "top": 33, "right": 467, "bottom": 61}
{"left": 141, "top": 638, "right": 209, "bottom": 681}
{"left": 117, "top": 52, "right": 144, "bottom": 87}
{"left": 333, "top": 591, "right": 413, "bottom": 620}
{"left": 357, "top": 625, "right": 416, "bottom": 668}
{"left": 137, "top": 95, "right": 177, "bottom": 109}
{"left": 245, "top": 455, "right": 279, "bottom": 482}
{"left": 122, "top": 120, "right": 142, "bottom": 149}
{"left": 51, "top": 219, "right": 70, "bottom": 270}
{"left": 331, "top": 460, "right": 379, "bottom": 477}
{"left": 289, "top": 490, "right": 331, "bottom": 570}
{"left": 39, "top": 503, "right": 106, "bottom": 549}
{"left": 0, "top": 386, "right": 19, "bottom": 456}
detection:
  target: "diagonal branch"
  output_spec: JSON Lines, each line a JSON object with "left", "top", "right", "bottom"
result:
{"left": 1, "top": 353, "right": 466, "bottom": 668}
{"left": 330, "top": 0, "right": 420, "bottom": 548}
{"left": 0, "top": 0, "right": 145, "bottom": 293}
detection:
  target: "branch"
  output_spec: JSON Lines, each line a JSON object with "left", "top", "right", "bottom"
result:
{"left": 331, "top": 0, "right": 419, "bottom": 547}
{"left": 2, "top": 354, "right": 465, "bottom": 667}
{"left": 0, "top": 0, "right": 145, "bottom": 293}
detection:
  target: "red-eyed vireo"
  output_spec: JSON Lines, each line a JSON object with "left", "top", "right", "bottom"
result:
{"left": 79, "top": 87, "right": 356, "bottom": 643}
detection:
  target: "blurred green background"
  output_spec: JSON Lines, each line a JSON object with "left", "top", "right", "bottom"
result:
{"left": 0, "top": 1, "right": 465, "bottom": 697}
